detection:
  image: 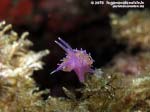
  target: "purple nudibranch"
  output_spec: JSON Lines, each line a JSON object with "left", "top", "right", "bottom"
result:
{"left": 51, "top": 37, "right": 94, "bottom": 82}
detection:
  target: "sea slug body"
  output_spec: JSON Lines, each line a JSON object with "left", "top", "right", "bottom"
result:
{"left": 51, "top": 37, "right": 94, "bottom": 82}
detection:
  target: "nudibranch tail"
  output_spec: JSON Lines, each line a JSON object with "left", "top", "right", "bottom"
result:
{"left": 55, "top": 37, "right": 72, "bottom": 52}
{"left": 78, "top": 73, "right": 85, "bottom": 82}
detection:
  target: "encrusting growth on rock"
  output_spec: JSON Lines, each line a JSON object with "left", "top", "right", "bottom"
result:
{"left": 0, "top": 21, "right": 49, "bottom": 112}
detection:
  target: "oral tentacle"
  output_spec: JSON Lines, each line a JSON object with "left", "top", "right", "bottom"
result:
{"left": 50, "top": 64, "right": 64, "bottom": 74}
